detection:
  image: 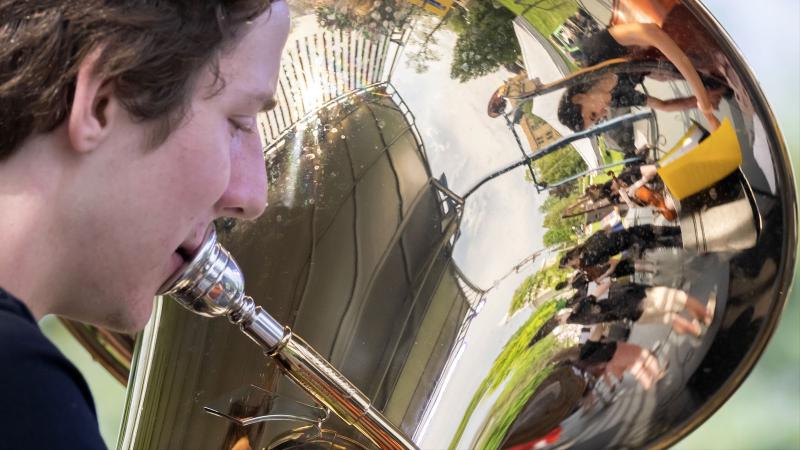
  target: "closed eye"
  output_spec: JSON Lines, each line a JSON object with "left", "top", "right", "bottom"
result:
{"left": 229, "top": 118, "right": 256, "bottom": 135}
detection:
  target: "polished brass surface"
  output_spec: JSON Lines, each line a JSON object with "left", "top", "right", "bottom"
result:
{"left": 108, "top": 1, "right": 796, "bottom": 449}
{"left": 202, "top": 385, "right": 329, "bottom": 428}
{"left": 155, "top": 223, "right": 417, "bottom": 448}
{"left": 272, "top": 330, "right": 418, "bottom": 449}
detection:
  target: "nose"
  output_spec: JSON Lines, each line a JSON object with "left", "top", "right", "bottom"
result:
{"left": 215, "top": 130, "right": 268, "bottom": 220}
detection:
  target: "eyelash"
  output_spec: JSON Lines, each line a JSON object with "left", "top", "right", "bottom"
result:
{"left": 229, "top": 118, "right": 255, "bottom": 135}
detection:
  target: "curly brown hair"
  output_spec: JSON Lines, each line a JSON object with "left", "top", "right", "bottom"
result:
{"left": 0, "top": 0, "right": 274, "bottom": 159}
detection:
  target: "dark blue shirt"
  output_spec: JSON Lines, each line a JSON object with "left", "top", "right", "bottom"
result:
{"left": 0, "top": 288, "right": 107, "bottom": 450}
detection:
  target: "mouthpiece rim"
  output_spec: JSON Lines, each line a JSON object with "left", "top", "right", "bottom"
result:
{"left": 156, "top": 224, "right": 218, "bottom": 296}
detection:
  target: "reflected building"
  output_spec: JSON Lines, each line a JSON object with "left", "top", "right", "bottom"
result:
{"left": 522, "top": 113, "right": 563, "bottom": 152}
{"left": 510, "top": 17, "right": 601, "bottom": 169}
{"left": 498, "top": 73, "right": 566, "bottom": 154}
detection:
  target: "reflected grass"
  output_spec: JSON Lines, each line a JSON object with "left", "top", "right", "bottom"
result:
{"left": 448, "top": 298, "right": 566, "bottom": 449}
{"left": 473, "top": 334, "right": 565, "bottom": 449}
{"left": 495, "top": 0, "right": 579, "bottom": 38}
{"left": 496, "top": 0, "right": 580, "bottom": 72}
{"left": 509, "top": 263, "right": 572, "bottom": 315}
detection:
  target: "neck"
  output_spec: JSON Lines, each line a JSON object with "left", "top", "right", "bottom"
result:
{"left": 0, "top": 134, "right": 70, "bottom": 320}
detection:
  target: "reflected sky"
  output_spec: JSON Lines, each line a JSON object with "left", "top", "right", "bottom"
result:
{"left": 392, "top": 27, "right": 559, "bottom": 449}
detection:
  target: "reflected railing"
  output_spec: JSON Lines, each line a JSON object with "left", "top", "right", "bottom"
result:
{"left": 259, "top": 20, "right": 410, "bottom": 145}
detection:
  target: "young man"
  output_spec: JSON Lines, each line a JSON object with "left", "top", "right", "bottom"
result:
{"left": 0, "top": 1, "right": 290, "bottom": 447}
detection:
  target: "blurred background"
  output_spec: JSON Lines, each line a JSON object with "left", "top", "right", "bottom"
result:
{"left": 39, "top": 0, "right": 799, "bottom": 448}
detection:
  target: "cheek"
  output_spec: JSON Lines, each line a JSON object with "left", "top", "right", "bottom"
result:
{"left": 172, "top": 128, "right": 232, "bottom": 209}
{"left": 239, "top": 132, "right": 267, "bottom": 190}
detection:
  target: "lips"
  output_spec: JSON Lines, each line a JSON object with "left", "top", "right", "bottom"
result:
{"left": 169, "top": 250, "right": 186, "bottom": 277}
{"left": 178, "top": 227, "right": 210, "bottom": 260}
{"left": 163, "top": 226, "right": 210, "bottom": 285}
{"left": 175, "top": 245, "right": 195, "bottom": 261}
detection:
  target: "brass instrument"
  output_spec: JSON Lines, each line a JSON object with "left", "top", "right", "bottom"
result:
{"left": 155, "top": 225, "right": 417, "bottom": 449}
{"left": 66, "top": 0, "right": 797, "bottom": 448}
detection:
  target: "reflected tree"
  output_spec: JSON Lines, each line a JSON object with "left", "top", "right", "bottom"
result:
{"left": 543, "top": 225, "right": 576, "bottom": 247}
{"left": 510, "top": 263, "right": 571, "bottom": 315}
{"left": 539, "top": 188, "right": 583, "bottom": 247}
{"left": 316, "top": 0, "right": 415, "bottom": 38}
{"left": 450, "top": 1, "right": 521, "bottom": 82}
{"left": 549, "top": 181, "right": 578, "bottom": 199}
{"left": 406, "top": 11, "right": 452, "bottom": 73}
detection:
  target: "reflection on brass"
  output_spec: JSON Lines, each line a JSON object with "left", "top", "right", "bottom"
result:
{"left": 267, "top": 425, "right": 368, "bottom": 450}
{"left": 157, "top": 225, "right": 417, "bottom": 450}
{"left": 72, "top": 1, "right": 796, "bottom": 449}
{"left": 230, "top": 436, "right": 251, "bottom": 450}
{"left": 58, "top": 319, "right": 132, "bottom": 385}
{"left": 203, "top": 384, "right": 329, "bottom": 427}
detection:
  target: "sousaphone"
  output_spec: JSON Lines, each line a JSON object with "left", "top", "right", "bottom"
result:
{"left": 64, "top": 0, "right": 796, "bottom": 448}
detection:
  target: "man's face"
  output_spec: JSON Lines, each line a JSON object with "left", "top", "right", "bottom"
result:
{"left": 57, "top": 3, "right": 291, "bottom": 332}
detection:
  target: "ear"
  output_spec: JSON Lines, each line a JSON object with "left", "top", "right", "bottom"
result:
{"left": 67, "top": 49, "right": 118, "bottom": 154}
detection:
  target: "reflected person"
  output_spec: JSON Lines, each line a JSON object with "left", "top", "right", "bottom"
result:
{"left": 560, "top": 224, "right": 683, "bottom": 272}
{"left": 558, "top": 0, "right": 726, "bottom": 131}
{"left": 566, "top": 324, "right": 664, "bottom": 391}
{"left": 563, "top": 281, "right": 712, "bottom": 336}
{"left": 583, "top": 171, "right": 677, "bottom": 222}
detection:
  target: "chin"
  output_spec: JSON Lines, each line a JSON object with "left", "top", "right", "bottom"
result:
{"left": 100, "top": 295, "right": 157, "bottom": 333}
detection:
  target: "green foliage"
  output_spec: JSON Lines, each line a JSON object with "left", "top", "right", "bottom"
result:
{"left": 495, "top": 0, "right": 579, "bottom": 37}
{"left": 549, "top": 181, "right": 578, "bottom": 199}
{"left": 406, "top": 12, "right": 451, "bottom": 74}
{"left": 509, "top": 263, "right": 572, "bottom": 315}
{"left": 543, "top": 226, "right": 575, "bottom": 247}
{"left": 450, "top": 1, "right": 521, "bottom": 82}
{"left": 475, "top": 335, "right": 564, "bottom": 449}
{"left": 316, "top": 0, "right": 415, "bottom": 39}
{"left": 591, "top": 170, "right": 613, "bottom": 185}
{"left": 537, "top": 184, "right": 583, "bottom": 247}
{"left": 535, "top": 264, "right": 572, "bottom": 292}
{"left": 531, "top": 146, "right": 587, "bottom": 186}
{"left": 520, "top": 115, "right": 586, "bottom": 190}
{"left": 449, "top": 299, "right": 563, "bottom": 449}
{"left": 541, "top": 194, "right": 577, "bottom": 226}
{"left": 510, "top": 275, "right": 537, "bottom": 315}
{"left": 446, "top": 6, "right": 467, "bottom": 34}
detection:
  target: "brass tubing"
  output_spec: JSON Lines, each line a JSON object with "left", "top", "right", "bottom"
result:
{"left": 239, "top": 306, "right": 418, "bottom": 450}
{"left": 269, "top": 330, "right": 418, "bottom": 450}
